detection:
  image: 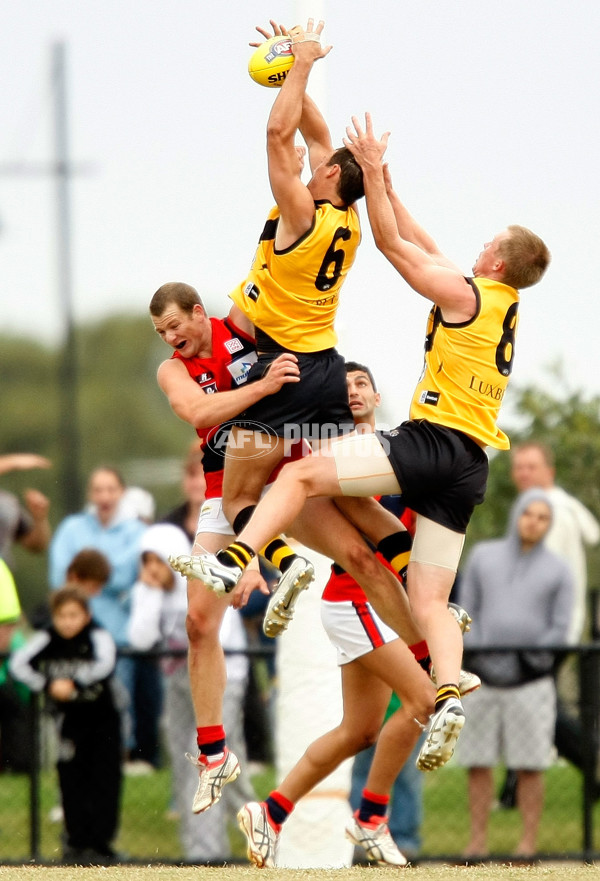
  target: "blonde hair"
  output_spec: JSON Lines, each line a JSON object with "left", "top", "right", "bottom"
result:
{"left": 498, "top": 225, "right": 551, "bottom": 290}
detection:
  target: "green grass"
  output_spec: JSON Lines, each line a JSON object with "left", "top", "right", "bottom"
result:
{"left": 0, "top": 760, "right": 597, "bottom": 863}
{"left": 0, "top": 764, "right": 277, "bottom": 863}
{"left": 0, "top": 866, "right": 599, "bottom": 881}
{"left": 421, "top": 761, "right": 598, "bottom": 856}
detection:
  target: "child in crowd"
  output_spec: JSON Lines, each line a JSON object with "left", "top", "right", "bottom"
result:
{"left": 66, "top": 548, "right": 112, "bottom": 595}
{"left": 29, "top": 548, "right": 112, "bottom": 631}
{"left": 10, "top": 586, "right": 122, "bottom": 865}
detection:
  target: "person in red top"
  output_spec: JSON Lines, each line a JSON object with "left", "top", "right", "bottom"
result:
{"left": 152, "top": 285, "right": 428, "bottom": 815}
{"left": 150, "top": 282, "right": 300, "bottom": 813}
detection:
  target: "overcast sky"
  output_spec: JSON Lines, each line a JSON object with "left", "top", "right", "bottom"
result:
{"left": 1, "top": 1, "right": 599, "bottom": 430}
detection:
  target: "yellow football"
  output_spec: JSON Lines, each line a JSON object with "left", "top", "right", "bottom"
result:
{"left": 248, "top": 35, "right": 294, "bottom": 88}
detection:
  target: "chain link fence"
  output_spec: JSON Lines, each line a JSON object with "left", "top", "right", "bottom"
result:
{"left": 1, "top": 644, "right": 599, "bottom": 864}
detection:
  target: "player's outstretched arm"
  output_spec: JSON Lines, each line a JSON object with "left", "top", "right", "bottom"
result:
{"left": 382, "top": 164, "right": 462, "bottom": 273}
{"left": 157, "top": 352, "right": 299, "bottom": 431}
{"left": 299, "top": 93, "right": 333, "bottom": 173}
{"left": 345, "top": 113, "right": 475, "bottom": 319}
{"left": 266, "top": 19, "right": 331, "bottom": 241}
{"left": 250, "top": 20, "right": 332, "bottom": 172}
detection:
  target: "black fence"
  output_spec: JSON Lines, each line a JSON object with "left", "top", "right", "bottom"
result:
{"left": 1, "top": 643, "right": 599, "bottom": 865}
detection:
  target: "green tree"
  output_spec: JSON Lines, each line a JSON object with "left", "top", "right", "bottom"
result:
{"left": 0, "top": 313, "right": 195, "bottom": 612}
{"left": 467, "top": 369, "right": 600, "bottom": 595}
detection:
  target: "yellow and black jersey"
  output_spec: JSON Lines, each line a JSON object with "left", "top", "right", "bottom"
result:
{"left": 230, "top": 200, "right": 361, "bottom": 352}
{"left": 410, "top": 277, "right": 519, "bottom": 450}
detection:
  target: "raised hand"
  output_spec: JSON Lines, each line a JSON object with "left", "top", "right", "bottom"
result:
{"left": 250, "top": 19, "right": 287, "bottom": 48}
{"left": 288, "top": 18, "right": 332, "bottom": 61}
{"left": 23, "top": 489, "right": 50, "bottom": 521}
{"left": 343, "top": 112, "right": 390, "bottom": 169}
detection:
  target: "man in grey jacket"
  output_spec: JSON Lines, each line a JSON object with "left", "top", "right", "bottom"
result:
{"left": 511, "top": 441, "right": 599, "bottom": 643}
{"left": 456, "top": 489, "right": 573, "bottom": 859}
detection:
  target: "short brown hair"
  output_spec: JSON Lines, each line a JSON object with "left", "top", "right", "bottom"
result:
{"left": 512, "top": 440, "right": 555, "bottom": 468}
{"left": 150, "top": 282, "right": 204, "bottom": 317}
{"left": 88, "top": 466, "right": 126, "bottom": 490}
{"left": 49, "top": 586, "right": 90, "bottom": 617}
{"left": 66, "top": 549, "right": 111, "bottom": 585}
{"left": 328, "top": 147, "right": 364, "bottom": 207}
{"left": 498, "top": 225, "right": 551, "bottom": 290}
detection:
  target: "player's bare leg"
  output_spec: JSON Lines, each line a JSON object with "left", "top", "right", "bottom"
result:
{"left": 222, "top": 429, "right": 287, "bottom": 528}
{"left": 291, "top": 497, "right": 423, "bottom": 645}
{"left": 184, "top": 530, "right": 241, "bottom": 812}
{"left": 407, "top": 561, "right": 462, "bottom": 690}
{"left": 277, "top": 663, "right": 393, "bottom": 803}
{"left": 238, "top": 636, "right": 433, "bottom": 868}
{"left": 227, "top": 452, "right": 350, "bottom": 608}
{"left": 186, "top": 530, "right": 234, "bottom": 725}
{"left": 357, "top": 643, "right": 433, "bottom": 792}
{"left": 222, "top": 430, "right": 316, "bottom": 635}
{"left": 406, "top": 522, "right": 467, "bottom": 771}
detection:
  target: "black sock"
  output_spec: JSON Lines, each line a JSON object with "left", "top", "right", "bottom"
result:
{"left": 232, "top": 506, "right": 255, "bottom": 535}
{"left": 358, "top": 788, "right": 389, "bottom": 823}
{"left": 265, "top": 791, "right": 294, "bottom": 827}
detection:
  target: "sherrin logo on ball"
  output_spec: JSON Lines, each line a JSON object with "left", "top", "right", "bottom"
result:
{"left": 248, "top": 35, "right": 294, "bottom": 88}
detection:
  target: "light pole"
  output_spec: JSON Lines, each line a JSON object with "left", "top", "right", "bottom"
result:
{"left": 53, "top": 41, "right": 83, "bottom": 513}
{"left": 0, "top": 43, "right": 89, "bottom": 513}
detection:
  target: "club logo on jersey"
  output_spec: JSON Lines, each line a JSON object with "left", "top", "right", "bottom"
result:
{"left": 419, "top": 390, "right": 440, "bottom": 406}
{"left": 194, "top": 373, "right": 217, "bottom": 393}
{"left": 243, "top": 282, "right": 260, "bottom": 302}
{"left": 224, "top": 338, "right": 244, "bottom": 355}
{"left": 227, "top": 351, "right": 257, "bottom": 386}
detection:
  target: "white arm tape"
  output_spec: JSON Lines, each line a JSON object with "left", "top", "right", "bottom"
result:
{"left": 292, "top": 34, "right": 321, "bottom": 44}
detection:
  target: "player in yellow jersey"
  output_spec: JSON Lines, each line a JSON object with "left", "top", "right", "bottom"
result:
{"left": 187, "top": 112, "right": 551, "bottom": 775}
{"left": 181, "top": 19, "right": 386, "bottom": 638}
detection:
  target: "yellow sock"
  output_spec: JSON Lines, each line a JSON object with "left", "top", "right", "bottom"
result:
{"left": 435, "top": 683, "right": 460, "bottom": 711}
{"left": 261, "top": 537, "right": 298, "bottom": 573}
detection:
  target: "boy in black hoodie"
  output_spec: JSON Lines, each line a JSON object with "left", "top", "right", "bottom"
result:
{"left": 11, "top": 586, "right": 122, "bottom": 864}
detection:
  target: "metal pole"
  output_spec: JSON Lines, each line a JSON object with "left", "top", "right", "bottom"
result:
{"left": 29, "top": 692, "right": 41, "bottom": 861}
{"left": 53, "top": 42, "right": 82, "bottom": 513}
{"left": 578, "top": 645, "right": 599, "bottom": 862}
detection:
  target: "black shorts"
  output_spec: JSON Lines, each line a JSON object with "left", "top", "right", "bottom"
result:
{"left": 236, "top": 347, "right": 354, "bottom": 441}
{"left": 377, "top": 420, "right": 489, "bottom": 533}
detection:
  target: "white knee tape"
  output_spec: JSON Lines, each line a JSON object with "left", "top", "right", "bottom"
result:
{"left": 410, "top": 515, "right": 465, "bottom": 572}
{"left": 332, "top": 433, "right": 401, "bottom": 497}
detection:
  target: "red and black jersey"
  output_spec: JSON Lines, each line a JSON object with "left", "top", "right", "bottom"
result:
{"left": 172, "top": 316, "right": 256, "bottom": 497}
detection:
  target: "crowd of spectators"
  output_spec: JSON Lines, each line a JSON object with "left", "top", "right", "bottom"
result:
{"left": 1, "top": 440, "right": 598, "bottom": 864}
